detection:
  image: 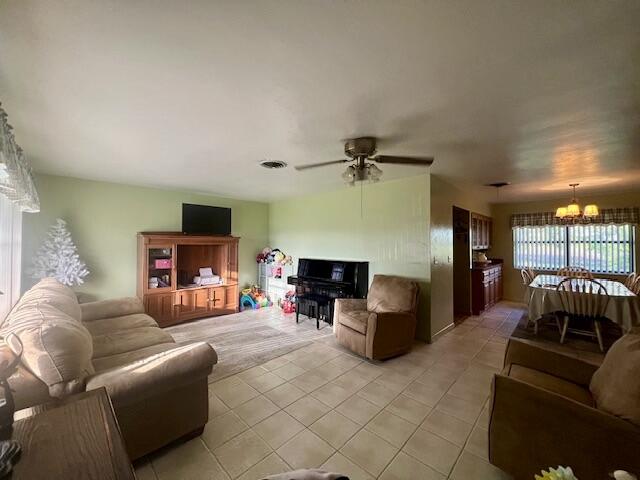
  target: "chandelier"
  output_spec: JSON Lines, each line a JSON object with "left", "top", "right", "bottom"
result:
{"left": 0, "top": 102, "right": 40, "bottom": 212}
{"left": 341, "top": 162, "right": 383, "bottom": 185}
{"left": 555, "top": 183, "right": 598, "bottom": 219}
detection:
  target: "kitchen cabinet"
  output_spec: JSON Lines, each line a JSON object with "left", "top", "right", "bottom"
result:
{"left": 471, "top": 213, "right": 492, "bottom": 250}
{"left": 472, "top": 262, "right": 503, "bottom": 315}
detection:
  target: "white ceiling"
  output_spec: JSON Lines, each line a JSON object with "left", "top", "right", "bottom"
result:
{"left": 1, "top": 1, "right": 639, "bottom": 203}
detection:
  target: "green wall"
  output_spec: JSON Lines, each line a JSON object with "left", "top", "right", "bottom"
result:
{"left": 430, "top": 176, "right": 491, "bottom": 339}
{"left": 22, "top": 174, "right": 269, "bottom": 301}
{"left": 269, "top": 175, "right": 432, "bottom": 341}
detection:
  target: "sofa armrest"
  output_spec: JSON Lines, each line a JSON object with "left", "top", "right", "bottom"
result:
{"left": 490, "top": 374, "right": 640, "bottom": 479}
{"left": 81, "top": 297, "right": 145, "bottom": 322}
{"left": 85, "top": 342, "right": 217, "bottom": 407}
{"left": 504, "top": 338, "right": 599, "bottom": 387}
{"left": 366, "top": 311, "right": 417, "bottom": 359}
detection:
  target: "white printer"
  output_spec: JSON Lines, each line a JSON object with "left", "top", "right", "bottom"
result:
{"left": 194, "top": 267, "right": 222, "bottom": 286}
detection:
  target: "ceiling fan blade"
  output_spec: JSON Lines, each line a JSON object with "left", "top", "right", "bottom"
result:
{"left": 373, "top": 155, "right": 434, "bottom": 166}
{"left": 294, "top": 159, "right": 349, "bottom": 171}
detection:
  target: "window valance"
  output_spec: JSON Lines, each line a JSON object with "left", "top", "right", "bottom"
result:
{"left": 0, "top": 102, "right": 40, "bottom": 213}
{"left": 511, "top": 207, "right": 640, "bottom": 228}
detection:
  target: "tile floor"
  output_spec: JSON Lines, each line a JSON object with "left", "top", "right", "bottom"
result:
{"left": 135, "top": 303, "right": 524, "bottom": 480}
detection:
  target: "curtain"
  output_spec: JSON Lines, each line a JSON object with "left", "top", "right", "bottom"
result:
{"left": 0, "top": 193, "right": 22, "bottom": 321}
{"left": 0, "top": 102, "right": 40, "bottom": 213}
{"left": 511, "top": 207, "right": 640, "bottom": 228}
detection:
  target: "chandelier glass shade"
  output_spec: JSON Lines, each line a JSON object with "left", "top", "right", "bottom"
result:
{"left": 342, "top": 162, "right": 383, "bottom": 185}
{"left": 554, "top": 183, "right": 598, "bottom": 220}
{"left": 0, "top": 103, "right": 39, "bottom": 212}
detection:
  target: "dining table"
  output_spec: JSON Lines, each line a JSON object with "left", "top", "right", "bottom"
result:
{"left": 527, "top": 274, "right": 640, "bottom": 332}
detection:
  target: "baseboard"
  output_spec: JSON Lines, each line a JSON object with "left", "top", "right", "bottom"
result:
{"left": 431, "top": 322, "right": 455, "bottom": 342}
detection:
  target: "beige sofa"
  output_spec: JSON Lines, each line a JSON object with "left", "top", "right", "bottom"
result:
{"left": 0, "top": 278, "right": 217, "bottom": 460}
{"left": 333, "top": 274, "right": 419, "bottom": 360}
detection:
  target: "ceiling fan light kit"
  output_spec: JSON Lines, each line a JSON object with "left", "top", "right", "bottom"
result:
{"left": 295, "top": 137, "right": 433, "bottom": 185}
{"left": 555, "top": 183, "right": 599, "bottom": 220}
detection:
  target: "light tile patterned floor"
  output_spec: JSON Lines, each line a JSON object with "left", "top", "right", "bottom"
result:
{"left": 135, "top": 303, "right": 523, "bottom": 480}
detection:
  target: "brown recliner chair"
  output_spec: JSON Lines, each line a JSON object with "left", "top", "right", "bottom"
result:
{"left": 333, "top": 274, "right": 419, "bottom": 360}
{"left": 489, "top": 337, "right": 640, "bottom": 480}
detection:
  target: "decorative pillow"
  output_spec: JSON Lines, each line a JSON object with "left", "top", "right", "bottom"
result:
{"left": 1, "top": 303, "right": 94, "bottom": 398}
{"left": 590, "top": 333, "right": 640, "bottom": 426}
{"left": 367, "top": 274, "right": 419, "bottom": 313}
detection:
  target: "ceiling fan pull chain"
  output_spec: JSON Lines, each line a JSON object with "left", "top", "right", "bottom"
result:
{"left": 360, "top": 181, "right": 363, "bottom": 219}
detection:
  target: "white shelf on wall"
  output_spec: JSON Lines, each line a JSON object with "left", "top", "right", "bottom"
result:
{"left": 258, "top": 263, "right": 294, "bottom": 306}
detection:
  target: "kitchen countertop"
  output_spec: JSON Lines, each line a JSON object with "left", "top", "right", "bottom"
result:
{"left": 472, "top": 259, "right": 503, "bottom": 270}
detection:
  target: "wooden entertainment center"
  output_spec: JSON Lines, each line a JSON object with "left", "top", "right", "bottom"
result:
{"left": 137, "top": 232, "right": 239, "bottom": 327}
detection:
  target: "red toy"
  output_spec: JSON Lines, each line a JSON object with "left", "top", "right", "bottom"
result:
{"left": 282, "top": 290, "right": 296, "bottom": 314}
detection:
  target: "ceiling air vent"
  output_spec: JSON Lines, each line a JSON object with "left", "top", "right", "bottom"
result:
{"left": 485, "top": 182, "right": 510, "bottom": 188}
{"left": 260, "top": 160, "right": 287, "bottom": 169}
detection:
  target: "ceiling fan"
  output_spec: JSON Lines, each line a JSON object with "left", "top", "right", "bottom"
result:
{"left": 294, "top": 137, "right": 434, "bottom": 184}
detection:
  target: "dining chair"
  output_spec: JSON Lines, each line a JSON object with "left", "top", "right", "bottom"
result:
{"left": 556, "top": 278, "right": 609, "bottom": 352}
{"left": 521, "top": 268, "right": 534, "bottom": 329}
{"left": 557, "top": 266, "right": 593, "bottom": 279}
{"left": 624, "top": 272, "right": 637, "bottom": 289}
{"left": 520, "top": 268, "right": 534, "bottom": 286}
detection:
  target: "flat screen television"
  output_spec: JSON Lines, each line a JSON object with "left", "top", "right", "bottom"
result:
{"left": 182, "top": 204, "right": 231, "bottom": 235}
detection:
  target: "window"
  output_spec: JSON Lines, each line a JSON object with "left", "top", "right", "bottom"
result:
{"left": 513, "top": 225, "right": 566, "bottom": 272}
{"left": 0, "top": 193, "right": 22, "bottom": 320}
{"left": 513, "top": 224, "right": 635, "bottom": 275}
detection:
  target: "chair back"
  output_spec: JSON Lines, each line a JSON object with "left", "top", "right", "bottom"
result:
{"left": 631, "top": 277, "right": 640, "bottom": 295}
{"left": 624, "top": 273, "right": 637, "bottom": 289}
{"left": 558, "top": 266, "right": 593, "bottom": 279}
{"left": 366, "top": 275, "right": 419, "bottom": 314}
{"left": 556, "top": 278, "right": 609, "bottom": 319}
{"left": 521, "top": 267, "right": 536, "bottom": 284}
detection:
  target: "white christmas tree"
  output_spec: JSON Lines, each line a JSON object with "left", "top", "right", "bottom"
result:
{"left": 31, "top": 218, "right": 89, "bottom": 286}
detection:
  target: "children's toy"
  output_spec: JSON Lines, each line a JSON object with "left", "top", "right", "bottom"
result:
{"left": 239, "top": 286, "right": 272, "bottom": 311}
{"left": 281, "top": 290, "right": 296, "bottom": 314}
{"left": 272, "top": 266, "right": 283, "bottom": 279}
{"left": 273, "top": 250, "right": 285, "bottom": 264}
{"left": 256, "top": 246, "right": 293, "bottom": 266}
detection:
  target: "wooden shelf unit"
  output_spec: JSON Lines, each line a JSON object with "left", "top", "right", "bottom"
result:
{"left": 137, "top": 232, "right": 239, "bottom": 327}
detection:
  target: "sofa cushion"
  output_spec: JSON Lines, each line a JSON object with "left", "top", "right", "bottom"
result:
{"left": 10, "top": 278, "right": 81, "bottom": 323}
{"left": 590, "top": 333, "right": 640, "bottom": 426}
{"left": 92, "top": 326, "right": 174, "bottom": 359}
{"left": 367, "top": 275, "right": 418, "bottom": 314}
{"left": 83, "top": 313, "right": 158, "bottom": 337}
{"left": 92, "top": 342, "right": 178, "bottom": 372}
{"left": 338, "top": 310, "right": 371, "bottom": 335}
{"left": 81, "top": 297, "right": 145, "bottom": 322}
{"left": 506, "top": 364, "right": 594, "bottom": 406}
{"left": 1, "top": 303, "right": 94, "bottom": 398}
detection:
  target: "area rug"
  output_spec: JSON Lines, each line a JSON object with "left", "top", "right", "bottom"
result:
{"left": 511, "top": 310, "right": 621, "bottom": 356}
{"left": 166, "top": 307, "right": 334, "bottom": 382}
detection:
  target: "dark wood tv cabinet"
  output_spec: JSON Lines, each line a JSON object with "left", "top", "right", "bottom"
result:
{"left": 137, "top": 233, "right": 240, "bottom": 327}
